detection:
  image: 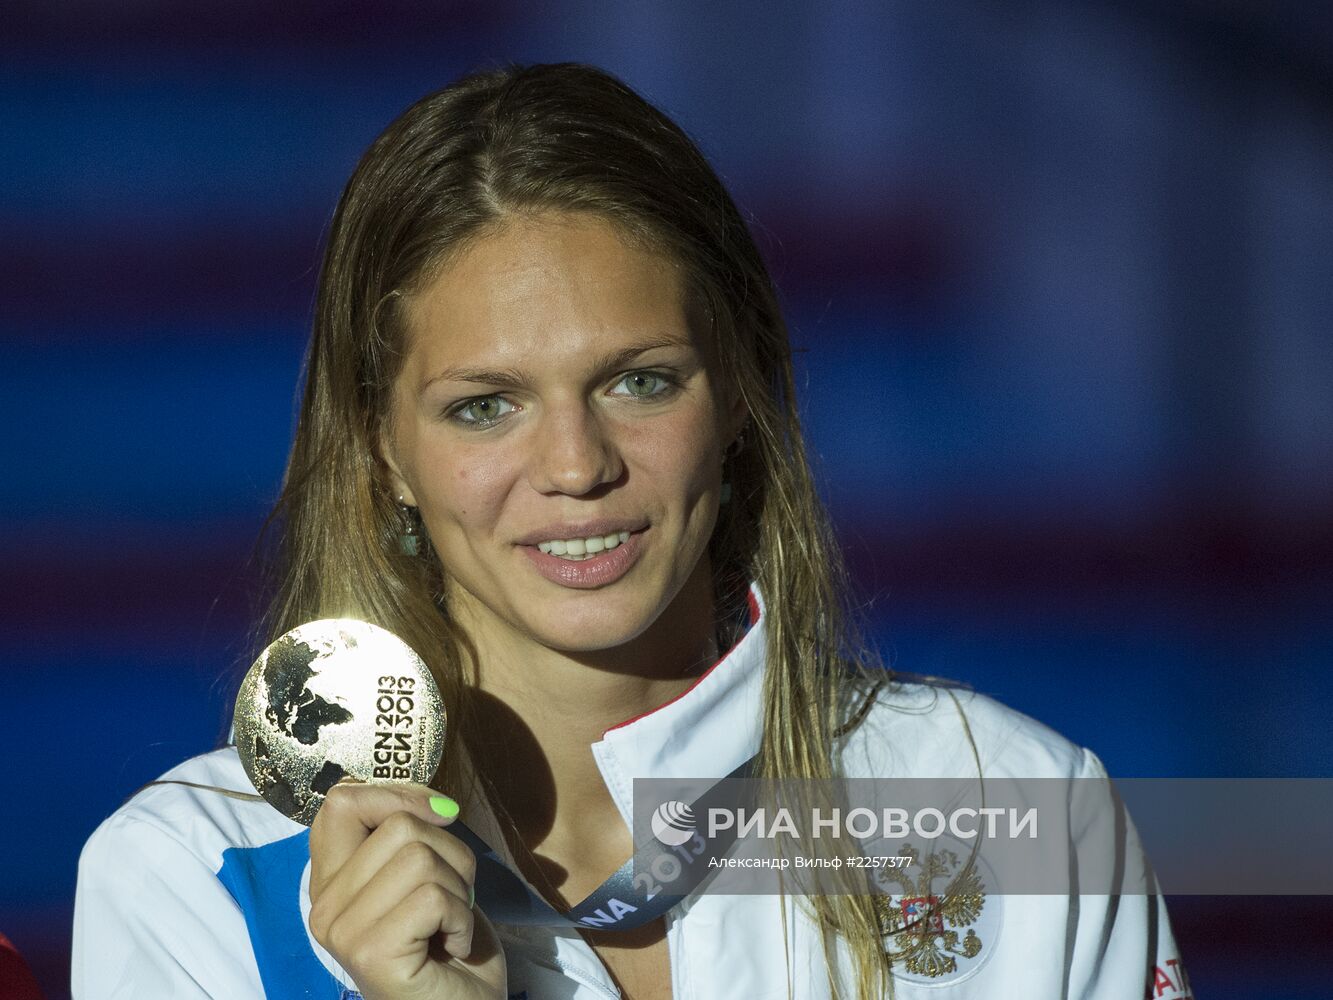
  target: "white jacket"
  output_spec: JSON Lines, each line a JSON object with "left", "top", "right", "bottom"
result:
{"left": 73, "top": 587, "right": 1190, "bottom": 999}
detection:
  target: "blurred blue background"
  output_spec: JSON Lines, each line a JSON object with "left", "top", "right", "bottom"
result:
{"left": 3, "top": 1, "right": 1331, "bottom": 997}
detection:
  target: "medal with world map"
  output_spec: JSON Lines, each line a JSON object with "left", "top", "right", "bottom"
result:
{"left": 234, "top": 619, "right": 446, "bottom": 826}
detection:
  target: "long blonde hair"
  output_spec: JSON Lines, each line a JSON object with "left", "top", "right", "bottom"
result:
{"left": 262, "top": 62, "right": 893, "bottom": 997}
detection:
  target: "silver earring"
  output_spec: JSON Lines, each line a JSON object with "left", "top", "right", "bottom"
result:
{"left": 396, "top": 496, "right": 421, "bottom": 556}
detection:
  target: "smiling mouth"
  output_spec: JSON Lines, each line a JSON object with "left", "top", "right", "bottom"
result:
{"left": 535, "top": 530, "right": 633, "bottom": 561}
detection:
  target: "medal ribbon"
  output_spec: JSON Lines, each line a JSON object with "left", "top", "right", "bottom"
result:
{"left": 448, "top": 755, "right": 756, "bottom": 930}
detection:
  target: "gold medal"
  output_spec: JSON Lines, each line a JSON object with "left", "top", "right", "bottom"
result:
{"left": 233, "top": 619, "right": 446, "bottom": 825}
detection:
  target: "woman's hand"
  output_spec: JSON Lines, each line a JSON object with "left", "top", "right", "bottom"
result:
{"left": 307, "top": 781, "right": 507, "bottom": 1000}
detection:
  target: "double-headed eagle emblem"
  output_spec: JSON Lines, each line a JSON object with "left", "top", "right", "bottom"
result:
{"left": 874, "top": 844, "right": 986, "bottom": 978}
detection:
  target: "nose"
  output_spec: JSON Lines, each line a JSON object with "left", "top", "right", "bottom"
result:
{"left": 528, "top": 401, "right": 624, "bottom": 496}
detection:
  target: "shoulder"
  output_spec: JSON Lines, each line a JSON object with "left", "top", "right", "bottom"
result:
{"left": 81, "top": 746, "right": 303, "bottom": 877}
{"left": 837, "top": 674, "right": 1102, "bottom": 780}
{"left": 74, "top": 748, "right": 299, "bottom": 997}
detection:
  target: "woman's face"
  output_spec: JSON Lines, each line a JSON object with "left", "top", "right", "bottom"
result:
{"left": 382, "top": 211, "right": 745, "bottom": 655}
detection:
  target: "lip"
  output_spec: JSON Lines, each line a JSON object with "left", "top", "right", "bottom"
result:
{"left": 513, "top": 520, "right": 648, "bottom": 547}
{"left": 519, "top": 528, "right": 647, "bottom": 590}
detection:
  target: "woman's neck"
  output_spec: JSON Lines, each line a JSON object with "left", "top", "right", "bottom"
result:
{"left": 456, "top": 570, "right": 721, "bottom": 878}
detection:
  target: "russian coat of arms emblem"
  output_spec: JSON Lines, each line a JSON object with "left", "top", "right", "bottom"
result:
{"left": 873, "top": 844, "right": 988, "bottom": 979}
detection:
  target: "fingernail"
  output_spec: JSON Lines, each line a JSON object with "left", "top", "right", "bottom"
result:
{"left": 429, "top": 795, "right": 460, "bottom": 819}
{"left": 467, "top": 883, "right": 476, "bottom": 910}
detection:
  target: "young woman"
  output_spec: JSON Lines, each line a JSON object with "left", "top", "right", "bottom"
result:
{"left": 73, "top": 63, "right": 1186, "bottom": 999}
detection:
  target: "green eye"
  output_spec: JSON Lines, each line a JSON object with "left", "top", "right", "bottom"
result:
{"left": 616, "top": 371, "right": 673, "bottom": 398}
{"left": 450, "top": 395, "right": 514, "bottom": 427}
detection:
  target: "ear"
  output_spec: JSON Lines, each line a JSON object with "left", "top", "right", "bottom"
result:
{"left": 378, "top": 423, "right": 418, "bottom": 507}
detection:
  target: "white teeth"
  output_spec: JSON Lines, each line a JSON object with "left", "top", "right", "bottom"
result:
{"left": 535, "top": 530, "right": 637, "bottom": 560}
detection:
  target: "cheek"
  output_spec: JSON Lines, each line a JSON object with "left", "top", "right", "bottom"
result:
{"left": 627, "top": 409, "right": 723, "bottom": 489}
{"left": 418, "top": 448, "right": 519, "bottom": 523}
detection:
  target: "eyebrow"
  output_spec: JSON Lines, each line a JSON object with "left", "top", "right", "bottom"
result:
{"left": 418, "top": 337, "right": 695, "bottom": 394}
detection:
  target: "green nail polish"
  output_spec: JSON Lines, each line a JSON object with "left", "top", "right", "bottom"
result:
{"left": 429, "top": 795, "right": 459, "bottom": 819}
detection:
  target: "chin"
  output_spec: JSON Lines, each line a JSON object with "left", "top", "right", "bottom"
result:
{"left": 518, "top": 593, "right": 656, "bottom": 653}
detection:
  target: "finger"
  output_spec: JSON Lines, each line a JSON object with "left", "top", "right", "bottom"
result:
{"left": 309, "top": 810, "right": 477, "bottom": 935}
{"left": 414, "top": 879, "right": 476, "bottom": 962}
{"left": 309, "top": 781, "right": 460, "bottom": 892}
{"left": 319, "top": 835, "right": 473, "bottom": 947}
{"left": 333, "top": 880, "right": 476, "bottom": 980}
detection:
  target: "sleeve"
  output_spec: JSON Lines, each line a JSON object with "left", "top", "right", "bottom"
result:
{"left": 1066, "top": 749, "right": 1192, "bottom": 1000}
{"left": 72, "top": 813, "right": 265, "bottom": 1000}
